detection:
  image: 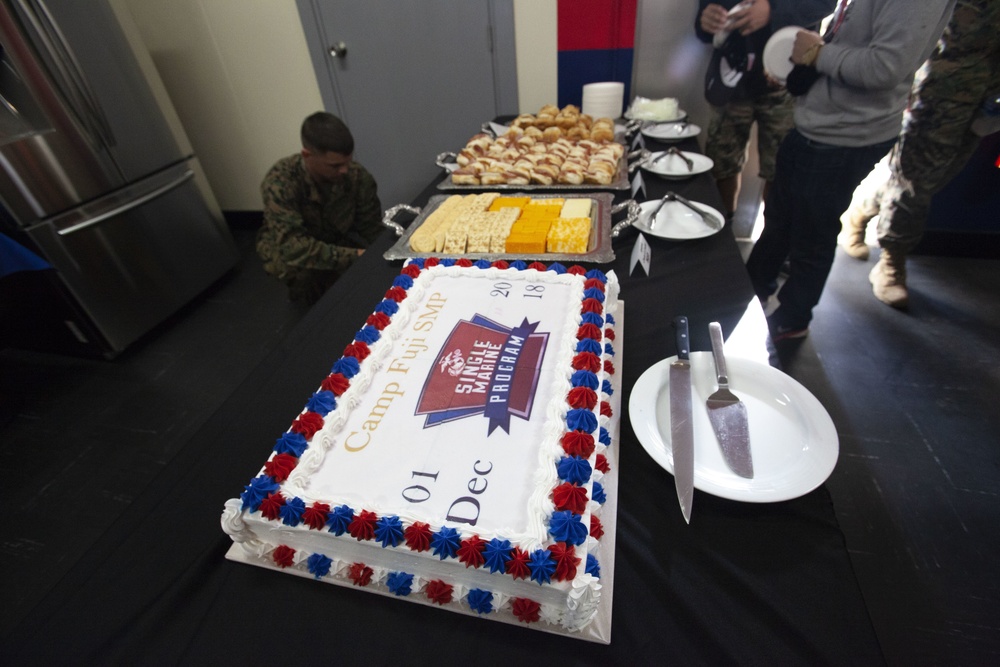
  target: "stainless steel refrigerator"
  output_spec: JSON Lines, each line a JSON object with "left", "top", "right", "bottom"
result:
{"left": 0, "top": 0, "right": 238, "bottom": 357}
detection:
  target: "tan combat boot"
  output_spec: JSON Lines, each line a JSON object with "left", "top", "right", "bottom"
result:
{"left": 869, "top": 249, "right": 909, "bottom": 309}
{"left": 839, "top": 207, "right": 871, "bottom": 260}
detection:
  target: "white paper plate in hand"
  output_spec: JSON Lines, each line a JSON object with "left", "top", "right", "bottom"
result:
{"left": 642, "top": 151, "right": 714, "bottom": 179}
{"left": 629, "top": 352, "right": 839, "bottom": 503}
{"left": 763, "top": 26, "right": 802, "bottom": 83}
{"left": 641, "top": 122, "right": 701, "bottom": 142}
{"left": 635, "top": 199, "right": 724, "bottom": 240}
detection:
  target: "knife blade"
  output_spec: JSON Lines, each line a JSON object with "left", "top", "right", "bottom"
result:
{"left": 669, "top": 315, "right": 694, "bottom": 523}
{"left": 706, "top": 322, "right": 754, "bottom": 478}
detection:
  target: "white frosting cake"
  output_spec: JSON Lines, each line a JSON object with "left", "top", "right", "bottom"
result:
{"left": 222, "top": 260, "right": 621, "bottom": 638}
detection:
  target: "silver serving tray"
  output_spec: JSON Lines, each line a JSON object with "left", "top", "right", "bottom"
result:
{"left": 382, "top": 193, "right": 640, "bottom": 264}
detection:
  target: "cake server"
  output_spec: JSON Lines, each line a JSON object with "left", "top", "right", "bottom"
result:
{"left": 706, "top": 322, "right": 754, "bottom": 478}
{"left": 669, "top": 315, "right": 694, "bottom": 523}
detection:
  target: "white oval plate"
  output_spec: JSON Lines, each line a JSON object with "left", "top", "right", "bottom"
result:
{"left": 628, "top": 352, "right": 839, "bottom": 503}
{"left": 635, "top": 199, "right": 724, "bottom": 240}
{"left": 641, "top": 122, "right": 702, "bottom": 142}
{"left": 643, "top": 151, "right": 714, "bottom": 179}
{"left": 763, "top": 25, "right": 802, "bottom": 84}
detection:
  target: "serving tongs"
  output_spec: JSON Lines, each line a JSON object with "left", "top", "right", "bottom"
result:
{"left": 666, "top": 191, "right": 717, "bottom": 226}
{"left": 652, "top": 147, "right": 694, "bottom": 172}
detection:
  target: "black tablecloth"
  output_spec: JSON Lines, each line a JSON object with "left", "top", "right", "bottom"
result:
{"left": 3, "top": 132, "right": 884, "bottom": 665}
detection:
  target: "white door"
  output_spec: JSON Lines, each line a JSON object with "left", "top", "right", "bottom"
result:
{"left": 296, "top": 0, "right": 517, "bottom": 208}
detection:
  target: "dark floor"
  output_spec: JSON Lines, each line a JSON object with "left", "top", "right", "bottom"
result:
{"left": 2, "top": 225, "right": 998, "bottom": 664}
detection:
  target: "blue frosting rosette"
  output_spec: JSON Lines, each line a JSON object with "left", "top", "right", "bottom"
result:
{"left": 326, "top": 504, "right": 355, "bottom": 535}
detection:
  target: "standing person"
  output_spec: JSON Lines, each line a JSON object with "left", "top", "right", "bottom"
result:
{"left": 745, "top": 0, "right": 956, "bottom": 341}
{"left": 839, "top": 0, "right": 1000, "bottom": 309}
{"left": 696, "top": 0, "right": 836, "bottom": 216}
{"left": 257, "top": 112, "right": 383, "bottom": 304}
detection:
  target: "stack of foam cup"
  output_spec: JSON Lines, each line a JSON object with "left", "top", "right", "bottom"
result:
{"left": 581, "top": 82, "right": 625, "bottom": 119}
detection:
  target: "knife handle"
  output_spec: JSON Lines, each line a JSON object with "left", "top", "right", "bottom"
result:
{"left": 673, "top": 316, "right": 690, "bottom": 361}
{"left": 709, "top": 321, "right": 729, "bottom": 386}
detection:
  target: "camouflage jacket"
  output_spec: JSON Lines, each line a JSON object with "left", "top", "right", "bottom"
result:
{"left": 911, "top": 0, "right": 1000, "bottom": 108}
{"left": 257, "top": 154, "right": 382, "bottom": 279}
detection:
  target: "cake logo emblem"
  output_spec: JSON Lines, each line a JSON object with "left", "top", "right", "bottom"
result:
{"left": 416, "top": 315, "right": 548, "bottom": 435}
{"left": 438, "top": 348, "right": 466, "bottom": 377}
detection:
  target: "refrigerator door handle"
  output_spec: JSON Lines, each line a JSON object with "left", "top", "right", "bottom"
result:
{"left": 56, "top": 169, "right": 195, "bottom": 236}
{"left": 14, "top": 0, "right": 116, "bottom": 148}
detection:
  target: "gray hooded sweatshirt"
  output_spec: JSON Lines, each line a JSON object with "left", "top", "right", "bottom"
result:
{"left": 797, "top": 0, "right": 957, "bottom": 146}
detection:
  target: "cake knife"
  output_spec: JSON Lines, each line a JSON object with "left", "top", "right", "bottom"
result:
{"left": 669, "top": 316, "right": 694, "bottom": 523}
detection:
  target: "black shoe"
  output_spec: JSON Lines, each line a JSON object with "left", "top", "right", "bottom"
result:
{"left": 772, "top": 324, "right": 809, "bottom": 342}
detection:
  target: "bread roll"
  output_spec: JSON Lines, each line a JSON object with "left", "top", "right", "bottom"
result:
{"left": 542, "top": 126, "right": 563, "bottom": 142}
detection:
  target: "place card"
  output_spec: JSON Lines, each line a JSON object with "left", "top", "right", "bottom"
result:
{"left": 630, "top": 232, "right": 651, "bottom": 276}
{"left": 631, "top": 170, "right": 646, "bottom": 199}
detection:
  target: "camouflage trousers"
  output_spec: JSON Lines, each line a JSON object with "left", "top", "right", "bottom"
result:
{"left": 848, "top": 97, "right": 983, "bottom": 255}
{"left": 848, "top": 0, "right": 999, "bottom": 254}
{"left": 705, "top": 88, "right": 796, "bottom": 181}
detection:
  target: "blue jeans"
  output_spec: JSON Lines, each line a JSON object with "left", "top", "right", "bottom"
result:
{"left": 746, "top": 129, "right": 896, "bottom": 329}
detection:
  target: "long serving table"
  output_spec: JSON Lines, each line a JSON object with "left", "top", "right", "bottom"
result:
{"left": 2, "top": 127, "right": 884, "bottom": 665}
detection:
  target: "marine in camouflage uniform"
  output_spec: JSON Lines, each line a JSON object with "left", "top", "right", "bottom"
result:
{"left": 843, "top": 0, "right": 1000, "bottom": 308}
{"left": 257, "top": 154, "right": 382, "bottom": 304}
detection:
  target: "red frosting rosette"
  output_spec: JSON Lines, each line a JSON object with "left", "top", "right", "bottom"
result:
{"left": 576, "top": 322, "right": 602, "bottom": 341}
{"left": 366, "top": 312, "right": 392, "bottom": 330}
{"left": 457, "top": 535, "right": 487, "bottom": 569}
{"left": 425, "top": 579, "right": 453, "bottom": 605}
{"left": 348, "top": 509, "right": 378, "bottom": 541}
{"left": 561, "top": 430, "right": 596, "bottom": 459}
{"left": 512, "top": 597, "right": 541, "bottom": 623}
{"left": 321, "top": 373, "right": 351, "bottom": 396}
{"left": 263, "top": 453, "right": 298, "bottom": 482}
{"left": 259, "top": 492, "right": 285, "bottom": 520}
{"left": 290, "top": 411, "right": 324, "bottom": 439}
{"left": 273, "top": 545, "right": 295, "bottom": 568}
{"left": 552, "top": 482, "right": 589, "bottom": 514}
{"left": 505, "top": 547, "right": 531, "bottom": 580}
{"left": 348, "top": 562, "right": 373, "bottom": 586}
{"left": 548, "top": 542, "right": 580, "bottom": 581}
{"left": 343, "top": 340, "right": 371, "bottom": 360}
{"left": 590, "top": 515, "right": 605, "bottom": 540}
{"left": 384, "top": 285, "right": 408, "bottom": 302}
{"left": 571, "top": 351, "right": 602, "bottom": 373}
{"left": 567, "top": 386, "right": 598, "bottom": 410}
{"left": 302, "top": 502, "right": 331, "bottom": 530}
{"left": 404, "top": 522, "right": 433, "bottom": 552}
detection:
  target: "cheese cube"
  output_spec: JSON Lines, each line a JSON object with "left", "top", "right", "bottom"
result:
{"left": 547, "top": 217, "right": 591, "bottom": 254}
{"left": 560, "top": 198, "right": 592, "bottom": 219}
{"left": 489, "top": 196, "right": 529, "bottom": 212}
